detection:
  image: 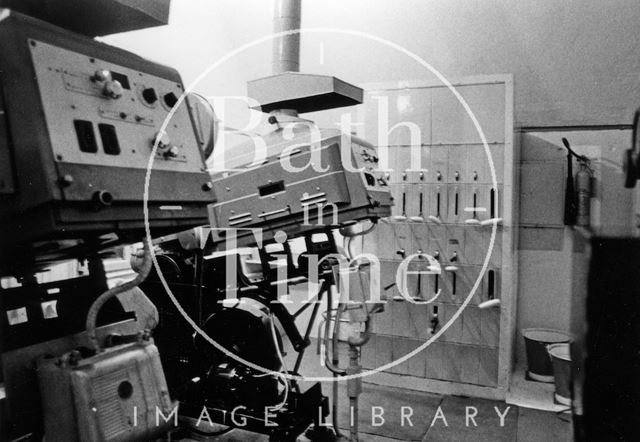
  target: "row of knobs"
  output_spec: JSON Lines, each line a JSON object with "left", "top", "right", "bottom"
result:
{"left": 92, "top": 69, "right": 123, "bottom": 99}
{"left": 386, "top": 170, "right": 479, "bottom": 182}
{"left": 153, "top": 132, "right": 180, "bottom": 158}
{"left": 396, "top": 249, "right": 459, "bottom": 272}
{"left": 91, "top": 69, "right": 179, "bottom": 108}
{"left": 91, "top": 70, "right": 180, "bottom": 159}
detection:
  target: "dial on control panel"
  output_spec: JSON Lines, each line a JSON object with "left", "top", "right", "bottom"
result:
{"left": 152, "top": 132, "right": 180, "bottom": 159}
{"left": 91, "top": 69, "right": 123, "bottom": 99}
{"left": 141, "top": 87, "right": 158, "bottom": 105}
{"left": 163, "top": 92, "right": 178, "bottom": 109}
{"left": 153, "top": 131, "right": 171, "bottom": 151}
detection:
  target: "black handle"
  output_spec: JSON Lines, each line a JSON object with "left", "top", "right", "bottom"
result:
{"left": 632, "top": 110, "right": 640, "bottom": 155}
{"left": 269, "top": 300, "right": 309, "bottom": 352}
{"left": 563, "top": 138, "right": 577, "bottom": 226}
{"left": 562, "top": 137, "right": 588, "bottom": 162}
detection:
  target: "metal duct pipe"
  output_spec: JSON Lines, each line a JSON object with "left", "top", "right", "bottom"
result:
{"left": 272, "top": 0, "right": 301, "bottom": 74}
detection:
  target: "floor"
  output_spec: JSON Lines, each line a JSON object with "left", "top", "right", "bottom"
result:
{"left": 178, "top": 339, "right": 572, "bottom": 441}
{"left": 0, "top": 335, "right": 572, "bottom": 442}
{"left": 506, "top": 361, "right": 568, "bottom": 413}
{"left": 2, "top": 375, "right": 572, "bottom": 442}
{"left": 185, "top": 382, "right": 572, "bottom": 441}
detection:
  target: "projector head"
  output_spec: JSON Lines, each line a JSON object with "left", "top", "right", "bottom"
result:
{"left": 208, "top": 121, "right": 392, "bottom": 246}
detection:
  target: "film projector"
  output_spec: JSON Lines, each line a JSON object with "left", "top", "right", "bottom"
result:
{"left": 0, "top": 0, "right": 392, "bottom": 440}
{"left": 138, "top": 0, "right": 393, "bottom": 439}
{"left": 144, "top": 119, "right": 392, "bottom": 440}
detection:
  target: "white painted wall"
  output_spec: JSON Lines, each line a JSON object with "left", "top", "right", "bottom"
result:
{"left": 516, "top": 128, "right": 634, "bottom": 360}
{"left": 103, "top": 0, "right": 640, "bottom": 127}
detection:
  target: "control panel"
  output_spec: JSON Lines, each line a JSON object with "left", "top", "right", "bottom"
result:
{"left": 0, "top": 11, "right": 212, "bottom": 253}
{"left": 29, "top": 39, "right": 202, "bottom": 173}
{"left": 351, "top": 141, "right": 389, "bottom": 191}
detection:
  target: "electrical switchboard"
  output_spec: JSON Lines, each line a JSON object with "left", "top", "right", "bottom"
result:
{"left": 357, "top": 77, "right": 517, "bottom": 396}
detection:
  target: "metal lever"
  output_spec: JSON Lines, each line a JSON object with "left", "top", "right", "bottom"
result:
{"left": 410, "top": 192, "right": 425, "bottom": 222}
{"left": 430, "top": 314, "right": 439, "bottom": 335}
{"left": 480, "top": 217, "right": 503, "bottom": 226}
{"left": 479, "top": 299, "right": 501, "bottom": 309}
{"left": 445, "top": 253, "right": 459, "bottom": 272}
{"left": 393, "top": 190, "right": 408, "bottom": 221}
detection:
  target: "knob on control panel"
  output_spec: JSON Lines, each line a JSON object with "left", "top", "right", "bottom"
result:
{"left": 141, "top": 87, "right": 158, "bottom": 104}
{"left": 91, "top": 69, "right": 111, "bottom": 83}
{"left": 103, "top": 80, "right": 123, "bottom": 99}
{"left": 91, "top": 69, "right": 122, "bottom": 99}
{"left": 163, "top": 92, "right": 178, "bottom": 108}
{"left": 165, "top": 145, "right": 180, "bottom": 158}
{"left": 152, "top": 131, "right": 171, "bottom": 151}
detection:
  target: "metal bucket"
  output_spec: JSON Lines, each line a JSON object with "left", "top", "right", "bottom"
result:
{"left": 548, "top": 343, "right": 572, "bottom": 405}
{"left": 522, "top": 328, "right": 570, "bottom": 382}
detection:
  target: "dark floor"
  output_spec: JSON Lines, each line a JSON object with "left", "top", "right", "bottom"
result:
{"left": 181, "top": 336, "right": 572, "bottom": 441}
{"left": 188, "top": 381, "right": 572, "bottom": 441}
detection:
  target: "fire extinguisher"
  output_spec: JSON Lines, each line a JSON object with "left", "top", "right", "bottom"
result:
{"left": 575, "top": 159, "right": 593, "bottom": 226}
{"left": 562, "top": 138, "right": 592, "bottom": 227}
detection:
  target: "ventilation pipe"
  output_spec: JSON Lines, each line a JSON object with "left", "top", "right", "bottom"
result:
{"left": 249, "top": 0, "right": 361, "bottom": 118}
{"left": 272, "top": 0, "right": 302, "bottom": 74}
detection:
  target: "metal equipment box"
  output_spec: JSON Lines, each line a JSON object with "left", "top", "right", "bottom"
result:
{"left": 0, "top": 11, "right": 213, "bottom": 254}
{"left": 0, "top": 0, "right": 170, "bottom": 36}
{"left": 209, "top": 126, "right": 392, "bottom": 245}
{"left": 37, "top": 340, "right": 176, "bottom": 442}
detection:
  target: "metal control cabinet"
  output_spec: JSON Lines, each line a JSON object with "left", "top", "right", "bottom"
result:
{"left": 358, "top": 76, "right": 518, "bottom": 399}
{"left": 0, "top": 10, "right": 212, "bottom": 251}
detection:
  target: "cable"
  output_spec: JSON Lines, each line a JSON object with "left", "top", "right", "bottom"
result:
{"left": 316, "top": 308, "right": 340, "bottom": 355}
{"left": 330, "top": 273, "right": 371, "bottom": 442}
{"left": 350, "top": 397, "right": 359, "bottom": 442}
{"left": 85, "top": 239, "right": 152, "bottom": 353}
{"left": 322, "top": 299, "right": 346, "bottom": 376}
{"left": 346, "top": 236, "right": 355, "bottom": 260}
{"left": 269, "top": 313, "right": 289, "bottom": 411}
{"left": 340, "top": 220, "right": 377, "bottom": 261}
{"left": 319, "top": 285, "right": 343, "bottom": 438}
{"left": 340, "top": 220, "right": 376, "bottom": 238}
